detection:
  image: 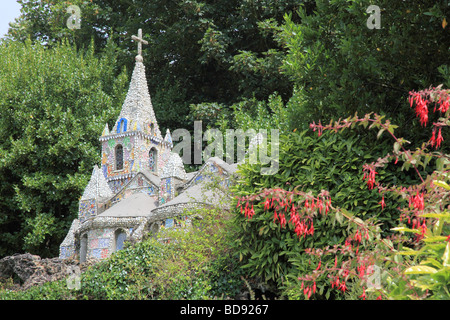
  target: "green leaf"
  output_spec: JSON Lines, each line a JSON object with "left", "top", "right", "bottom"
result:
{"left": 420, "top": 258, "right": 443, "bottom": 270}
{"left": 443, "top": 242, "right": 450, "bottom": 267}
{"left": 391, "top": 227, "right": 422, "bottom": 234}
{"left": 434, "top": 180, "right": 450, "bottom": 190}
{"left": 393, "top": 142, "right": 400, "bottom": 154}
{"left": 404, "top": 265, "right": 437, "bottom": 275}
{"left": 396, "top": 248, "right": 420, "bottom": 256}
{"left": 335, "top": 210, "right": 343, "bottom": 225}
{"left": 423, "top": 236, "right": 448, "bottom": 243}
{"left": 421, "top": 212, "right": 450, "bottom": 219}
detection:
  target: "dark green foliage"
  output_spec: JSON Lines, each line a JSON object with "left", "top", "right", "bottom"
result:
{"left": 0, "top": 207, "right": 245, "bottom": 300}
{"left": 278, "top": 0, "right": 450, "bottom": 144}
{"left": 6, "top": 0, "right": 301, "bottom": 132}
{"left": 0, "top": 39, "right": 128, "bottom": 257}
{"left": 231, "top": 129, "right": 417, "bottom": 292}
{"left": 81, "top": 238, "right": 166, "bottom": 299}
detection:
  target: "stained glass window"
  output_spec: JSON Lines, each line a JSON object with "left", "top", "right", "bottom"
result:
{"left": 115, "top": 230, "right": 127, "bottom": 251}
{"left": 117, "top": 118, "right": 127, "bottom": 133}
{"left": 149, "top": 148, "right": 157, "bottom": 172}
{"left": 115, "top": 145, "right": 123, "bottom": 170}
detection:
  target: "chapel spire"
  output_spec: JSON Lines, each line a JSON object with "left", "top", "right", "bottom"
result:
{"left": 113, "top": 28, "right": 161, "bottom": 139}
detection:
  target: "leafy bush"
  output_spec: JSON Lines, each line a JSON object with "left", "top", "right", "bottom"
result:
{"left": 231, "top": 128, "right": 418, "bottom": 294}
{"left": 80, "top": 238, "right": 166, "bottom": 300}
{"left": 0, "top": 203, "right": 244, "bottom": 300}
{"left": 0, "top": 278, "right": 74, "bottom": 300}
{"left": 0, "top": 38, "right": 128, "bottom": 257}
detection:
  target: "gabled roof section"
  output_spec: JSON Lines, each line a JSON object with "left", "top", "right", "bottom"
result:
{"left": 97, "top": 193, "right": 158, "bottom": 218}
{"left": 113, "top": 55, "right": 162, "bottom": 139}
{"left": 162, "top": 152, "right": 187, "bottom": 180}
{"left": 81, "top": 165, "right": 114, "bottom": 201}
{"left": 183, "top": 157, "right": 238, "bottom": 190}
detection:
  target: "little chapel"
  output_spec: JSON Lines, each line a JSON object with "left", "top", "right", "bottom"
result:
{"left": 59, "top": 29, "right": 237, "bottom": 261}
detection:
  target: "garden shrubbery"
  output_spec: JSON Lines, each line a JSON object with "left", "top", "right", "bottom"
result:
{"left": 232, "top": 127, "right": 416, "bottom": 294}
{"left": 0, "top": 205, "right": 244, "bottom": 300}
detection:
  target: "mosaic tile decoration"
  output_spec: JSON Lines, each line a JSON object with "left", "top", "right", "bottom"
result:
{"left": 59, "top": 30, "right": 239, "bottom": 262}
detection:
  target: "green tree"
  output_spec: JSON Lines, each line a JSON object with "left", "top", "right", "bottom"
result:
{"left": 231, "top": 127, "right": 419, "bottom": 293}
{"left": 0, "top": 39, "right": 128, "bottom": 257}
{"left": 278, "top": 0, "right": 450, "bottom": 141}
{"left": 6, "top": 0, "right": 302, "bottom": 131}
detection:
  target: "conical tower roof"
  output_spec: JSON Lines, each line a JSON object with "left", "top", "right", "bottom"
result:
{"left": 81, "top": 165, "right": 114, "bottom": 200}
{"left": 112, "top": 29, "right": 162, "bottom": 139}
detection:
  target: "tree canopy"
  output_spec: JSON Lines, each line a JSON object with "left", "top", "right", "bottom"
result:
{"left": 0, "top": 39, "right": 128, "bottom": 257}
{"left": 7, "top": 0, "right": 301, "bottom": 131}
{"left": 1, "top": 0, "right": 450, "bottom": 258}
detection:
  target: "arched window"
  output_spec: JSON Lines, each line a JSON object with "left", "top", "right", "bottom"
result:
{"left": 114, "top": 229, "right": 127, "bottom": 252}
{"left": 115, "top": 144, "right": 123, "bottom": 170}
{"left": 149, "top": 147, "right": 157, "bottom": 172}
{"left": 116, "top": 118, "right": 127, "bottom": 133}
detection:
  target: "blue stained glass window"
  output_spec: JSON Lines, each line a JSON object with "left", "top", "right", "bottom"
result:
{"left": 117, "top": 118, "right": 127, "bottom": 133}
{"left": 115, "top": 231, "right": 127, "bottom": 251}
{"left": 149, "top": 148, "right": 157, "bottom": 172}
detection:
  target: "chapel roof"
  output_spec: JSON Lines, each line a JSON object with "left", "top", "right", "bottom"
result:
{"left": 161, "top": 152, "right": 187, "bottom": 180}
{"left": 112, "top": 30, "right": 162, "bottom": 139}
{"left": 97, "top": 192, "right": 158, "bottom": 218}
{"left": 81, "top": 165, "right": 114, "bottom": 201}
{"left": 152, "top": 179, "right": 229, "bottom": 214}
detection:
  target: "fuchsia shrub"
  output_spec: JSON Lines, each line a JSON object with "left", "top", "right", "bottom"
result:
{"left": 237, "top": 86, "right": 450, "bottom": 299}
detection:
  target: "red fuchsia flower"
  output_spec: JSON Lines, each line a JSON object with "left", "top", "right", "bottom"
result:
{"left": 325, "top": 198, "right": 331, "bottom": 215}
{"left": 304, "top": 198, "right": 309, "bottom": 209}
{"left": 419, "top": 220, "right": 427, "bottom": 237}
{"left": 304, "top": 285, "right": 312, "bottom": 299}
{"left": 264, "top": 197, "right": 271, "bottom": 210}
{"left": 244, "top": 204, "right": 255, "bottom": 219}
{"left": 411, "top": 191, "right": 425, "bottom": 211}
{"left": 437, "top": 94, "right": 450, "bottom": 113}
{"left": 446, "top": 234, "right": 450, "bottom": 242}
{"left": 363, "top": 165, "right": 378, "bottom": 190}
{"left": 316, "top": 260, "right": 322, "bottom": 271}
{"left": 307, "top": 221, "right": 315, "bottom": 236}
{"left": 331, "top": 275, "right": 340, "bottom": 289}
{"left": 345, "top": 238, "right": 352, "bottom": 249}
{"left": 379, "top": 194, "right": 386, "bottom": 210}
{"left": 339, "top": 281, "right": 347, "bottom": 293}
{"left": 436, "top": 127, "right": 444, "bottom": 148}
{"left": 411, "top": 92, "right": 429, "bottom": 126}
{"left": 359, "top": 288, "right": 366, "bottom": 300}
{"left": 429, "top": 127, "right": 436, "bottom": 147}
{"left": 357, "top": 263, "right": 366, "bottom": 278}
{"left": 309, "top": 121, "right": 323, "bottom": 137}
{"left": 278, "top": 213, "right": 287, "bottom": 227}
{"left": 354, "top": 230, "right": 362, "bottom": 243}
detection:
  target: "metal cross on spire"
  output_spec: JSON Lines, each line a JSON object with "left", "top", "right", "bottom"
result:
{"left": 131, "top": 28, "right": 148, "bottom": 59}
